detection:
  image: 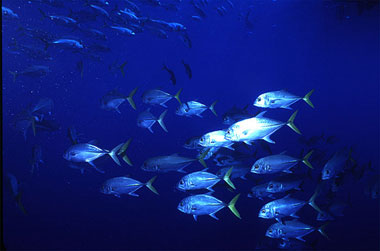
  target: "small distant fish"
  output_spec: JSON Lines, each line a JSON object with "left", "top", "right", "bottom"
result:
{"left": 254, "top": 90, "right": 314, "bottom": 109}
{"left": 266, "top": 220, "right": 328, "bottom": 242}
{"left": 141, "top": 151, "right": 208, "bottom": 173}
{"left": 89, "top": 4, "right": 109, "bottom": 17}
{"left": 52, "top": 39, "right": 84, "bottom": 49}
{"left": 5, "top": 173, "right": 27, "bottom": 215}
{"left": 39, "top": 9, "right": 77, "bottom": 27}
{"left": 176, "top": 100, "right": 217, "bottom": 117}
{"left": 191, "top": 15, "right": 202, "bottom": 21}
{"left": 101, "top": 176, "right": 158, "bottom": 197}
{"left": 2, "top": 6, "right": 18, "bottom": 19}
{"left": 111, "top": 26, "right": 135, "bottom": 36}
{"left": 225, "top": 110, "right": 300, "bottom": 145}
{"left": 137, "top": 109, "right": 168, "bottom": 133}
{"left": 177, "top": 167, "right": 235, "bottom": 192}
{"left": 162, "top": 64, "right": 176, "bottom": 85}
{"left": 101, "top": 87, "right": 138, "bottom": 113}
{"left": 177, "top": 194, "right": 241, "bottom": 221}
{"left": 9, "top": 65, "right": 50, "bottom": 82}
{"left": 63, "top": 141, "right": 123, "bottom": 168}
{"left": 142, "top": 89, "right": 182, "bottom": 107}
{"left": 181, "top": 60, "right": 192, "bottom": 79}
{"left": 252, "top": 151, "right": 313, "bottom": 174}
{"left": 180, "top": 32, "right": 192, "bottom": 48}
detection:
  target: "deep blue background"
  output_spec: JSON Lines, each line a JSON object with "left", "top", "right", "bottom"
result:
{"left": 2, "top": 0, "right": 379, "bottom": 250}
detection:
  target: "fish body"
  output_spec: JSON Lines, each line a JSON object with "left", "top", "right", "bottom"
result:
{"left": 182, "top": 60, "right": 192, "bottom": 79}
{"left": 254, "top": 90, "right": 314, "bottom": 109}
{"left": 213, "top": 153, "right": 244, "bottom": 167}
{"left": 137, "top": 109, "right": 167, "bottom": 133}
{"left": 321, "top": 149, "right": 350, "bottom": 180}
{"left": 53, "top": 39, "right": 84, "bottom": 49}
{"left": 259, "top": 195, "right": 307, "bottom": 222}
{"left": 90, "top": 4, "right": 109, "bottom": 17}
{"left": 266, "top": 174, "right": 304, "bottom": 193}
{"left": 177, "top": 194, "right": 240, "bottom": 220}
{"left": 141, "top": 154, "right": 196, "bottom": 173}
{"left": 101, "top": 176, "right": 158, "bottom": 197}
{"left": 266, "top": 220, "right": 316, "bottom": 241}
{"left": 111, "top": 26, "right": 135, "bottom": 35}
{"left": 63, "top": 142, "right": 122, "bottom": 167}
{"left": 225, "top": 111, "right": 300, "bottom": 145}
{"left": 197, "top": 146, "right": 220, "bottom": 160}
{"left": 142, "top": 89, "right": 181, "bottom": 107}
{"left": 101, "top": 88, "right": 138, "bottom": 113}
{"left": 199, "top": 130, "right": 234, "bottom": 150}
{"left": 252, "top": 154, "right": 300, "bottom": 174}
{"left": 9, "top": 65, "right": 50, "bottom": 82}
{"left": 248, "top": 183, "right": 275, "bottom": 200}
{"left": 177, "top": 171, "right": 222, "bottom": 191}
{"left": 176, "top": 101, "right": 217, "bottom": 117}
{"left": 162, "top": 64, "right": 176, "bottom": 85}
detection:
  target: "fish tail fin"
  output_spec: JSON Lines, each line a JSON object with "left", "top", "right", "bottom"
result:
{"left": 157, "top": 109, "right": 168, "bottom": 132}
{"left": 318, "top": 223, "right": 330, "bottom": 240}
{"left": 108, "top": 143, "right": 123, "bottom": 166}
{"left": 174, "top": 88, "right": 182, "bottom": 105}
{"left": 209, "top": 100, "right": 218, "bottom": 116}
{"left": 302, "top": 150, "right": 314, "bottom": 169}
{"left": 303, "top": 89, "right": 315, "bottom": 108}
{"left": 197, "top": 148, "right": 209, "bottom": 168}
{"left": 227, "top": 194, "right": 241, "bottom": 219}
{"left": 9, "top": 71, "right": 17, "bottom": 83}
{"left": 16, "top": 192, "right": 27, "bottom": 215}
{"left": 119, "top": 61, "right": 127, "bottom": 77}
{"left": 117, "top": 138, "right": 132, "bottom": 166}
{"left": 126, "top": 87, "right": 138, "bottom": 110}
{"left": 223, "top": 167, "right": 236, "bottom": 190}
{"left": 145, "top": 176, "right": 159, "bottom": 195}
{"left": 287, "top": 110, "right": 301, "bottom": 135}
{"left": 308, "top": 186, "right": 323, "bottom": 214}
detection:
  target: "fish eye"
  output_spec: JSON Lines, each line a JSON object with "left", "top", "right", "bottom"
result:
{"left": 268, "top": 229, "right": 272, "bottom": 233}
{"left": 180, "top": 180, "right": 184, "bottom": 185}
{"left": 227, "top": 130, "right": 231, "bottom": 134}
{"left": 254, "top": 165, "right": 259, "bottom": 169}
{"left": 262, "top": 209, "right": 266, "bottom": 213}
{"left": 70, "top": 152, "right": 76, "bottom": 156}
{"left": 257, "top": 97, "right": 261, "bottom": 102}
{"left": 326, "top": 170, "right": 330, "bottom": 174}
{"left": 180, "top": 202, "right": 184, "bottom": 206}
{"left": 269, "top": 184, "right": 273, "bottom": 189}
{"left": 200, "top": 138, "right": 203, "bottom": 142}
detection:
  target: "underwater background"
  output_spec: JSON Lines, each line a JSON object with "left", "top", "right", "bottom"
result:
{"left": 2, "top": 0, "right": 379, "bottom": 250}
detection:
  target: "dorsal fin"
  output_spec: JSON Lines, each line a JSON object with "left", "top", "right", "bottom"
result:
{"left": 256, "top": 111, "right": 267, "bottom": 118}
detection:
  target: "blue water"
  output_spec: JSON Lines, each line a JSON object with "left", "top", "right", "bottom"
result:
{"left": 2, "top": 0, "right": 379, "bottom": 250}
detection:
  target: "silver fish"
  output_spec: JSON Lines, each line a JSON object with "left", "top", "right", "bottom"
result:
{"left": 142, "top": 89, "right": 182, "bottom": 107}
{"left": 254, "top": 89, "right": 314, "bottom": 109}
{"left": 101, "top": 176, "right": 158, "bottom": 197}
{"left": 137, "top": 109, "right": 168, "bottom": 133}
{"left": 177, "top": 194, "right": 240, "bottom": 221}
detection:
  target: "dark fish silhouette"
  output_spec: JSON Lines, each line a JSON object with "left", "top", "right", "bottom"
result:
{"left": 181, "top": 60, "right": 192, "bottom": 79}
{"left": 162, "top": 64, "right": 176, "bottom": 85}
